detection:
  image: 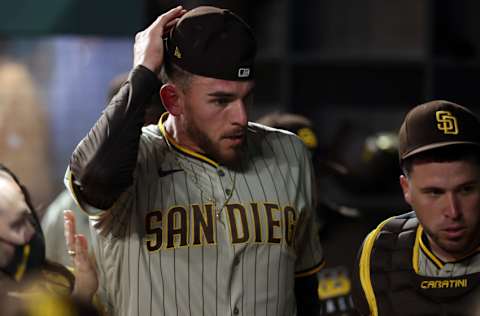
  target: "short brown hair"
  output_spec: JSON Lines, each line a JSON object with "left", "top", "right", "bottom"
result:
{"left": 401, "top": 144, "right": 480, "bottom": 177}
{"left": 159, "top": 59, "right": 192, "bottom": 90}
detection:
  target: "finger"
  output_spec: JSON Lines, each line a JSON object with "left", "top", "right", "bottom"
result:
{"left": 72, "top": 234, "right": 98, "bottom": 302}
{"left": 163, "top": 9, "right": 186, "bottom": 36}
{"left": 164, "top": 17, "right": 181, "bottom": 33}
{"left": 74, "top": 234, "right": 89, "bottom": 269}
{"left": 64, "top": 210, "right": 77, "bottom": 254}
{"left": 148, "top": 6, "right": 183, "bottom": 30}
{"left": 159, "top": 6, "right": 185, "bottom": 25}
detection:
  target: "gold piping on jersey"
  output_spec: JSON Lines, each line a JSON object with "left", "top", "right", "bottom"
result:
{"left": 65, "top": 170, "right": 88, "bottom": 215}
{"left": 418, "top": 225, "right": 444, "bottom": 270}
{"left": 412, "top": 224, "right": 422, "bottom": 273}
{"left": 15, "top": 244, "right": 31, "bottom": 281}
{"left": 358, "top": 217, "right": 393, "bottom": 316}
{"left": 65, "top": 169, "right": 105, "bottom": 219}
{"left": 416, "top": 225, "right": 480, "bottom": 268}
{"left": 296, "top": 259, "right": 326, "bottom": 278}
{"left": 158, "top": 112, "right": 219, "bottom": 168}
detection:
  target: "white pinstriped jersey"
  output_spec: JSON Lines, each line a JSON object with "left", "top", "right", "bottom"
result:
{"left": 67, "top": 116, "right": 323, "bottom": 316}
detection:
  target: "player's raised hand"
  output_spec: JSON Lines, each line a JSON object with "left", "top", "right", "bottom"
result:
{"left": 64, "top": 210, "right": 98, "bottom": 302}
{"left": 133, "top": 6, "right": 186, "bottom": 74}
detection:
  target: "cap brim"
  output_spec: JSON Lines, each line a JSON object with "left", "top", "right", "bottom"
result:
{"left": 401, "top": 141, "right": 480, "bottom": 160}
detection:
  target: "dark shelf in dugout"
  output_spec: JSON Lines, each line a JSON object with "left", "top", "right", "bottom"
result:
{"left": 291, "top": 61, "right": 425, "bottom": 107}
{"left": 251, "top": 0, "right": 480, "bottom": 116}
{"left": 431, "top": 62, "right": 480, "bottom": 108}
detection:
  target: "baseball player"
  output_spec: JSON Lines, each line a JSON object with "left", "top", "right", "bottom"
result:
{"left": 65, "top": 6, "right": 323, "bottom": 316}
{"left": 352, "top": 100, "right": 480, "bottom": 315}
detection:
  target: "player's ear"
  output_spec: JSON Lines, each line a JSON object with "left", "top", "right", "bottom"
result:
{"left": 399, "top": 175, "right": 411, "bottom": 204}
{"left": 160, "top": 83, "right": 183, "bottom": 116}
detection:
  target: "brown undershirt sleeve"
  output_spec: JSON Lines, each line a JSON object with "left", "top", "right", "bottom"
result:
{"left": 69, "top": 65, "right": 161, "bottom": 209}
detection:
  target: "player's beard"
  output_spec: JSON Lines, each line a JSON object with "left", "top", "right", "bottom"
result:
{"left": 185, "top": 118, "right": 245, "bottom": 169}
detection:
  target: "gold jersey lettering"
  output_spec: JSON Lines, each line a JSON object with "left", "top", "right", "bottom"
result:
{"left": 192, "top": 204, "right": 215, "bottom": 246}
{"left": 265, "top": 203, "right": 281, "bottom": 244}
{"left": 250, "top": 203, "right": 263, "bottom": 243}
{"left": 145, "top": 202, "right": 299, "bottom": 250}
{"left": 420, "top": 279, "right": 468, "bottom": 289}
{"left": 145, "top": 210, "right": 163, "bottom": 251}
{"left": 226, "top": 204, "right": 250, "bottom": 244}
{"left": 166, "top": 206, "right": 188, "bottom": 249}
{"left": 284, "top": 206, "right": 297, "bottom": 247}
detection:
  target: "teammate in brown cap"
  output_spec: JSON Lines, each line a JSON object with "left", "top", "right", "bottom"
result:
{"left": 352, "top": 100, "right": 480, "bottom": 316}
{"left": 65, "top": 6, "right": 323, "bottom": 316}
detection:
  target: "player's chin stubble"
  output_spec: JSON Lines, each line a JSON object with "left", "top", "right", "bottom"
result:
{"left": 186, "top": 124, "right": 245, "bottom": 168}
{"left": 206, "top": 138, "right": 245, "bottom": 169}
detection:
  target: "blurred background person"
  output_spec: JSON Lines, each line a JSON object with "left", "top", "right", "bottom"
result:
{"left": 257, "top": 112, "right": 407, "bottom": 315}
{"left": 0, "top": 38, "right": 54, "bottom": 208}
{"left": 0, "top": 164, "right": 98, "bottom": 313}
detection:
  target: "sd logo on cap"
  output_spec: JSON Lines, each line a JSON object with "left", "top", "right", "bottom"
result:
{"left": 398, "top": 100, "right": 480, "bottom": 161}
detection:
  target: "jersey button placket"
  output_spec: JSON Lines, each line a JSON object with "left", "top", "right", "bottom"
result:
{"left": 233, "top": 306, "right": 239, "bottom": 315}
{"left": 233, "top": 256, "right": 240, "bottom": 266}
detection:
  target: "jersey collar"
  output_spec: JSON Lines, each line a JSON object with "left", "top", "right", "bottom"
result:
{"left": 413, "top": 224, "right": 480, "bottom": 272}
{"left": 414, "top": 225, "right": 444, "bottom": 271}
{"left": 158, "top": 112, "right": 220, "bottom": 169}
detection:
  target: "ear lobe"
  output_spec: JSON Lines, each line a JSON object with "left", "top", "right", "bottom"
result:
{"left": 399, "top": 175, "right": 411, "bottom": 204}
{"left": 160, "top": 84, "right": 182, "bottom": 116}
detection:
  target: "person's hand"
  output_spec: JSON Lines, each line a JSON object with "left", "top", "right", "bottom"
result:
{"left": 133, "top": 6, "right": 186, "bottom": 74}
{"left": 64, "top": 210, "right": 98, "bottom": 303}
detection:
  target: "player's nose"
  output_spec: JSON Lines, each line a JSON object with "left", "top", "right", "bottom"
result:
{"left": 444, "top": 193, "right": 462, "bottom": 219}
{"left": 230, "top": 100, "right": 248, "bottom": 127}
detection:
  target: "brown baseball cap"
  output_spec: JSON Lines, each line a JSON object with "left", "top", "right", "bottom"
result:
{"left": 399, "top": 100, "right": 480, "bottom": 161}
{"left": 165, "top": 6, "right": 256, "bottom": 81}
